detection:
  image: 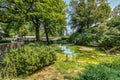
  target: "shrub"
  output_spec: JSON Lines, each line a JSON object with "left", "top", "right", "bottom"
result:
{"left": 0, "top": 36, "right": 2, "bottom": 40}
{"left": 69, "top": 31, "right": 99, "bottom": 46}
{"left": 0, "top": 40, "right": 11, "bottom": 43}
{"left": 76, "top": 64, "right": 120, "bottom": 80}
{"left": 68, "top": 32, "right": 79, "bottom": 43}
{"left": 0, "top": 43, "right": 57, "bottom": 78}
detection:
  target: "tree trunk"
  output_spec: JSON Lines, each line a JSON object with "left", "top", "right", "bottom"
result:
{"left": 35, "top": 26, "right": 40, "bottom": 41}
{"left": 44, "top": 25, "right": 50, "bottom": 45}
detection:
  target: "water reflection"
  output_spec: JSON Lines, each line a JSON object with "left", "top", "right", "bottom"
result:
{"left": 59, "top": 44, "right": 78, "bottom": 61}
{"left": 59, "top": 44, "right": 76, "bottom": 57}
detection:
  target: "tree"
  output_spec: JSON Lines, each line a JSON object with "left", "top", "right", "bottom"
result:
{"left": 38, "top": 0, "right": 66, "bottom": 44}
{"left": 0, "top": 0, "right": 37, "bottom": 38}
{"left": 0, "top": 0, "right": 66, "bottom": 43}
{"left": 94, "top": 1, "right": 111, "bottom": 23}
{"left": 69, "top": 0, "right": 111, "bottom": 33}
{"left": 112, "top": 4, "right": 120, "bottom": 17}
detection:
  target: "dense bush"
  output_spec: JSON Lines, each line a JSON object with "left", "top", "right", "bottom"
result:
{"left": 76, "top": 64, "right": 120, "bottom": 80}
{"left": 68, "top": 32, "right": 79, "bottom": 43}
{"left": 0, "top": 40, "right": 11, "bottom": 43}
{"left": 0, "top": 43, "right": 57, "bottom": 78}
{"left": 0, "top": 36, "right": 2, "bottom": 40}
{"left": 68, "top": 30, "right": 100, "bottom": 46}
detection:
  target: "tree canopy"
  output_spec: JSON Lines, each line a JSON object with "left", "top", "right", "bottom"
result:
{"left": 0, "top": 0, "right": 66, "bottom": 44}
{"left": 69, "top": 0, "right": 111, "bottom": 33}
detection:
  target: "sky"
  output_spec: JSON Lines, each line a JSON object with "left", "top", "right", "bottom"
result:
{"left": 64, "top": 0, "right": 120, "bottom": 34}
{"left": 108, "top": 0, "right": 120, "bottom": 8}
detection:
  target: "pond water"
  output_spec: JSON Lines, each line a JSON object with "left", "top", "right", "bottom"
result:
{"left": 59, "top": 44, "right": 77, "bottom": 57}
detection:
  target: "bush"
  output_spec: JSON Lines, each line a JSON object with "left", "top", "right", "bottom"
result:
{"left": 0, "top": 43, "right": 57, "bottom": 78}
{"left": 0, "top": 40, "right": 11, "bottom": 43}
{"left": 0, "top": 36, "right": 2, "bottom": 40}
{"left": 76, "top": 64, "right": 120, "bottom": 80}
{"left": 68, "top": 32, "right": 79, "bottom": 43}
{"left": 69, "top": 31, "right": 99, "bottom": 46}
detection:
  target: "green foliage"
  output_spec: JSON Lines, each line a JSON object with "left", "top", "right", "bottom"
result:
{"left": 94, "top": 1, "right": 111, "bottom": 22}
{"left": 68, "top": 32, "right": 79, "bottom": 43}
{"left": 0, "top": 40, "right": 11, "bottom": 43}
{"left": 112, "top": 4, "right": 120, "bottom": 17}
{"left": 0, "top": 0, "right": 66, "bottom": 42}
{"left": 76, "top": 64, "right": 120, "bottom": 80}
{"left": 98, "top": 21, "right": 120, "bottom": 52}
{"left": 69, "top": 0, "right": 111, "bottom": 33}
{"left": 101, "top": 57, "right": 120, "bottom": 70}
{"left": 0, "top": 43, "right": 57, "bottom": 78}
{"left": 69, "top": 18, "right": 120, "bottom": 53}
{"left": 107, "top": 17, "right": 120, "bottom": 30}
{"left": 69, "top": 31, "right": 99, "bottom": 46}
{"left": 99, "top": 28, "right": 120, "bottom": 47}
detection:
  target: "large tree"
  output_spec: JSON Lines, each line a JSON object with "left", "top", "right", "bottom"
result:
{"left": 69, "top": 0, "right": 111, "bottom": 33}
{"left": 0, "top": 0, "right": 41, "bottom": 40}
{"left": 38, "top": 0, "right": 66, "bottom": 44}
{"left": 0, "top": 0, "right": 66, "bottom": 43}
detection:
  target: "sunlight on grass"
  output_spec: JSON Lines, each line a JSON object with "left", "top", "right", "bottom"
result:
{"left": 55, "top": 44, "right": 120, "bottom": 79}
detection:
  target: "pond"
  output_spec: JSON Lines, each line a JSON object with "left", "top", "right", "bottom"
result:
{"left": 59, "top": 44, "right": 77, "bottom": 61}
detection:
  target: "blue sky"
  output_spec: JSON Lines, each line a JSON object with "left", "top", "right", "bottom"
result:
{"left": 64, "top": 0, "right": 120, "bottom": 34}
{"left": 108, "top": 0, "right": 120, "bottom": 8}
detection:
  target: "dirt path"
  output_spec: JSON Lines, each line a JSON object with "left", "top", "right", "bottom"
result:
{"left": 79, "top": 46, "right": 94, "bottom": 51}
{"left": 26, "top": 65, "right": 64, "bottom": 80}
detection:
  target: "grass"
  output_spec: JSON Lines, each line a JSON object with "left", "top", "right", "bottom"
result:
{"left": 70, "top": 45, "right": 120, "bottom": 63}
{"left": 53, "top": 44, "right": 120, "bottom": 79}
